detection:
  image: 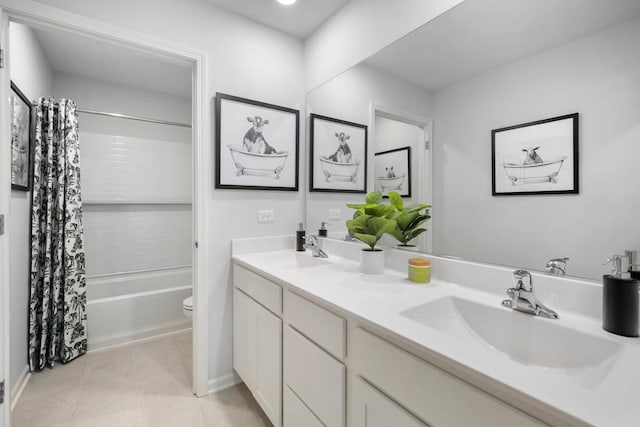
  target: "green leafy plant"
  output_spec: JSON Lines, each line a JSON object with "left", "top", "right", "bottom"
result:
{"left": 386, "top": 191, "right": 431, "bottom": 247}
{"left": 346, "top": 191, "right": 397, "bottom": 251}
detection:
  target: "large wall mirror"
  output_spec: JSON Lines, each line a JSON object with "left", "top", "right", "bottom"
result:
{"left": 306, "top": 0, "right": 640, "bottom": 281}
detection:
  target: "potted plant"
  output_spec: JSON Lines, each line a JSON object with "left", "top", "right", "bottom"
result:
{"left": 346, "top": 191, "right": 397, "bottom": 274}
{"left": 386, "top": 191, "right": 431, "bottom": 248}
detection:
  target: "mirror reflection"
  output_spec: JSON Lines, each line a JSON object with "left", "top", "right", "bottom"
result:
{"left": 306, "top": 0, "right": 640, "bottom": 281}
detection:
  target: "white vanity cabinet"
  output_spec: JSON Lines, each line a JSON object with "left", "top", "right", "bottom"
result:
{"left": 233, "top": 265, "right": 283, "bottom": 427}
{"left": 283, "top": 291, "right": 347, "bottom": 427}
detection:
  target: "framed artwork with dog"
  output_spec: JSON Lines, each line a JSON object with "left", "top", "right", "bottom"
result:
{"left": 492, "top": 113, "right": 579, "bottom": 196}
{"left": 10, "top": 81, "right": 33, "bottom": 192}
{"left": 215, "top": 93, "right": 299, "bottom": 191}
{"left": 309, "top": 113, "right": 367, "bottom": 193}
{"left": 375, "top": 147, "right": 411, "bottom": 198}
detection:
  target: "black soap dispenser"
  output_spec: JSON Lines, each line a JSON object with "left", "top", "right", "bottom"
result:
{"left": 602, "top": 254, "right": 639, "bottom": 337}
{"left": 296, "top": 223, "right": 306, "bottom": 252}
{"left": 318, "top": 222, "right": 328, "bottom": 237}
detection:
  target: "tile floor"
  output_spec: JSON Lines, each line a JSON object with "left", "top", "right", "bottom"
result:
{"left": 11, "top": 330, "right": 271, "bottom": 427}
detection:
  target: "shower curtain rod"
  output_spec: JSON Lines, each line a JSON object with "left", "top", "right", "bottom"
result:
{"left": 77, "top": 108, "right": 192, "bottom": 128}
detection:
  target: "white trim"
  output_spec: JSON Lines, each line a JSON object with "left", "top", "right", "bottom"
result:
{"left": 369, "top": 102, "right": 434, "bottom": 252}
{"left": 87, "top": 284, "right": 191, "bottom": 305}
{"left": 0, "top": 0, "right": 210, "bottom": 398}
{"left": 0, "top": 7, "right": 12, "bottom": 426}
{"left": 208, "top": 372, "right": 243, "bottom": 394}
{"left": 9, "top": 365, "right": 29, "bottom": 412}
{"left": 88, "top": 323, "right": 192, "bottom": 352}
{"left": 87, "top": 327, "right": 192, "bottom": 354}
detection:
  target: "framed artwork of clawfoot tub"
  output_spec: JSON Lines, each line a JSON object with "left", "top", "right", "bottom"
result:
{"left": 492, "top": 113, "right": 579, "bottom": 196}
{"left": 10, "top": 81, "right": 33, "bottom": 192}
{"left": 215, "top": 93, "right": 299, "bottom": 191}
{"left": 309, "top": 113, "right": 367, "bottom": 193}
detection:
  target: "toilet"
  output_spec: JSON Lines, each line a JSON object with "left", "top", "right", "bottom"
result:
{"left": 183, "top": 296, "right": 193, "bottom": 319}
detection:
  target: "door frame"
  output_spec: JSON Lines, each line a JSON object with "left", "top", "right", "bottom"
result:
{"left": 0, "top": 0, "right": 211, "bottom": 407}
{"left": 369, "top": 102, "right": 434, "bottom": 253}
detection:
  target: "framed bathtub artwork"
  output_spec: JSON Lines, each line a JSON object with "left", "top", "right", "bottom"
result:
{"left": 492, "top": 113, "right": 579, "bottom": 196}
{"left": 309, "top": 113, "right": 368, "bottom": 193}
{"left": 375, "top": 147, "right": 411, "bottom": 198}
{"left": 10, "top": 81, "right": 33, "bottom": 192}
{"left": 215, "top": 93, "right": 300, "bottom": 191}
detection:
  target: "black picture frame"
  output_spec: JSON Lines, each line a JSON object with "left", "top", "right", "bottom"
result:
{"left": 215, "top": 93, "right": 299, "bottom": 191}
{"left": 10, "top": 81, "right": 33, "bottom": 192}
{"left": 309, "top": 113, "right": 368, "bottom": 193}
{"left": 375, "top": 146, "right": 412, "bottom": 198}
{"left": 491, "top": 113, "right": 579, "bottom": 196}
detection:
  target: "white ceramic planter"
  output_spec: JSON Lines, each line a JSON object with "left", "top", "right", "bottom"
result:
{"left": 360, "top": 249, "right": 385, "bottom": 274}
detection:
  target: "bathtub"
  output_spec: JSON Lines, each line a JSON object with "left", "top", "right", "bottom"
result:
{"left": 86, "top": 266, "right": 192, "bottom": 350}
{"left": 228, "top": 144, "right": 289, "bottom": 179}
{"left": 319, "top": 157, "right": 360, "bottom": 182}
{"left": 377, "top": 174, "right": 406, "bottom": 191}
{"left": 502, "top": 157, "right": 566, "bottom": 185}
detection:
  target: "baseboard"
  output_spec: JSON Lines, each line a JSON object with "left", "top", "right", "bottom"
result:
{"left": 10, "top": 365, "right": 31, "bottom": 412}
{"left": 208, "top": 371, "right": 242, "bottom": 394}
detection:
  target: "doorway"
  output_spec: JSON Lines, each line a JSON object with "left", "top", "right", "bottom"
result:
{"left": 0, "top": 5, "right": 209, "bottom": 425}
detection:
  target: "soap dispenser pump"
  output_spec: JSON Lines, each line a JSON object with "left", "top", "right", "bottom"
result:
{"left": 319, "top": 222, "right": 328, "bottom": 237}
{"left": 626, "top": 250, "right": 640, "bottom": 280}
{"left": 296, "top": 223, "right": 306, "bottom": 252}
{"left": 602, "top": 254, "right": 639, "bottom": 337}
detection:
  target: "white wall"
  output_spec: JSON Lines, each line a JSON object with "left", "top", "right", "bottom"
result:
{"left": 30, "top": 0, "right": 306, "bottom": 386}
{"left": 304, "top": 0, "right": 464, "bottom": 91}
{"left": 8, "top": 22, "right": 53, "bottom": 393}
{"left": 53, "top": 72, "right": 194, "bottom": 348}
{"left": 432, "top": 18, "right": 640, "bottom": 280}
{"left": 306, "top": 63, "right": 431, "bottom": 237}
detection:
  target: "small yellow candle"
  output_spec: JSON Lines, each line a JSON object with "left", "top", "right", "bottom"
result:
{"left": 408, "top": 258, "right": 431, "bottom": 283}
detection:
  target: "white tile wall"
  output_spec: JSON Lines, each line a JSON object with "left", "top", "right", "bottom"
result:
{"left": 83, "top": 204, "right": 192, "bottom": 276}
{"left": 81, "top": 132, "right": 192, "bottom": 203}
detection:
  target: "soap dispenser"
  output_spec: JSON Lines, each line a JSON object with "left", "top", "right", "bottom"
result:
{"left": 296, "top": 223, "right": 306, "bottom": 252}
{"left": 318, "top": 222, "right": 328, "bottom": 237}
{"left": 602, "top": 254, "right": 639, "bottom": 337}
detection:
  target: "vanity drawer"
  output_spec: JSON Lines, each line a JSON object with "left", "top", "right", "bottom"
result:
{"left": 284, "top": 325, "right": 346, "bottom": 427}
{"left": 285, "top": 291, "right": 346, "bottom": 359}
{"left": 283, "top": 385, "right": 324, "bottom": 427}
{"left": 233, "top": 264, "right": 282, "bottom": 315}
{"left": 352, "top": 327, "right": 546, "bottom": 427}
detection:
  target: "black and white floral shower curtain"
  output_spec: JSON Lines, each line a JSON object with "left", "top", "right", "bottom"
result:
{"left": 29, "top": 97, "right": 87, "bottom": 371}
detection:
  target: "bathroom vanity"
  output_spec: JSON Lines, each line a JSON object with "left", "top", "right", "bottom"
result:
{"left": 231, "top": 236, "right": 640, "bottom": 427}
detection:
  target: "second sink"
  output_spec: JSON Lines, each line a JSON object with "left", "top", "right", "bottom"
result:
{"left": 401, "top": 296, "right": 622, "bottom": 370}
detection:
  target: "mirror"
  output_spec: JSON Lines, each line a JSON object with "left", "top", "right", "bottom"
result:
{"left": 306, "top": 0, "right": 640, "bottom": 281}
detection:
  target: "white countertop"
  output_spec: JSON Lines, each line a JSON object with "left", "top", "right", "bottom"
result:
{"left": 232, "top": 248, "right": 640, "bottom": 427}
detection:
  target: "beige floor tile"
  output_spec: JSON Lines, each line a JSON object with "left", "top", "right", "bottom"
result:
{"left": 200, "top": 384, "right": 272, "bottom": 427}
{"left": 11, "top": 387, "right": 76, "bottom": 427}
{"left": 71, "top": 397, "right": 137, "bottom": 427}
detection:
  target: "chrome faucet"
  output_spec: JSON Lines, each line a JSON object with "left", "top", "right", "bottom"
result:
{"left": 546, "top": 257, "right": 569, "bottom": 275}
{"left": 305, "top": 235, "right": 328, "bottom": 258}
{"left": 502, "top": 269, "right": 558, "bottom": 319}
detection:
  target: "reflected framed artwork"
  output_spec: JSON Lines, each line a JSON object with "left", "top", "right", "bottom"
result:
{"left": 215, "top": 93, "right": 299, "bottom": 191}
{"left": 10, "top": 81, "right": 33, "bottom": 191}
{"left": 492, "top": 113, "right": 579, "bottom": 196}
{"left": 309, "top": 113, "right": 367, "bottom": 193}
{"left": 375, "top": 146, "right": 411, "bottom": 198}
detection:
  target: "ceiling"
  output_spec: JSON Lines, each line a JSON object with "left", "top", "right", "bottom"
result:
{"left": 365, "top": 0, "right": 640, "bottom": 91}
{"left": 203, "top": 0, "right": 349, "bottom": 39}
{"left": 33, "top": 27, "right": 192, "bottom": 97}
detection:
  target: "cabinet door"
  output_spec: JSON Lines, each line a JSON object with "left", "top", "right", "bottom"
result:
{"left": 254, "top": 299, "right": 283, "bottom": 427}
{"left": 352, "top": 377, "right": 429, "bottom": 427}
{"left": 233, "top": 288, "right": 255, "bottom": 387}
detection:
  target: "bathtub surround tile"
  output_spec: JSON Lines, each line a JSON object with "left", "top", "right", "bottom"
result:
{"left": 12, "top": 330, "right": 267, "bottom": 427}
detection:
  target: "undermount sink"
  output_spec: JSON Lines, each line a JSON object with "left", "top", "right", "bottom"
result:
{"left": 401, "top": 296, "right": 622, "bottom": 370}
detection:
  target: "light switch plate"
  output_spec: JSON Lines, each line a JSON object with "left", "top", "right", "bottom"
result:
{"left": 258, "top": 210, "right": 275, "bottom": 223}
{"left": 329, "top": 209, "right": 341, "bottom": 220}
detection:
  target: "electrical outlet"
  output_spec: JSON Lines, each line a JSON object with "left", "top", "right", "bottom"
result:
{"left": 329, "top": 209, "right": 341, "bottom": 220}
{"left": 257, "top": 210, "right": 275, "bottom": 223}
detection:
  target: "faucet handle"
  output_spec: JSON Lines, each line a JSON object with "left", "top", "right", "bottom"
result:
{"left": 512, "top": 269, "right": 533, "bottom": 292}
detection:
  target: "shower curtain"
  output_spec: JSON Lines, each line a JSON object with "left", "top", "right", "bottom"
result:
{"left": 29, "top": 97, "right": 87, "bottom": 370}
